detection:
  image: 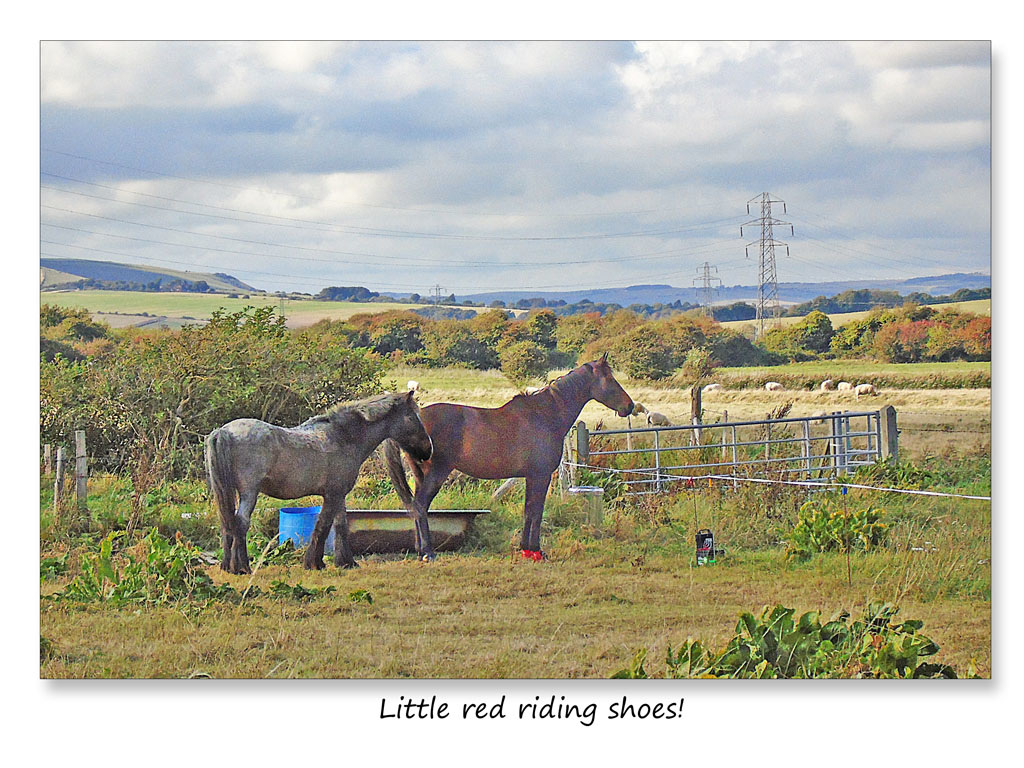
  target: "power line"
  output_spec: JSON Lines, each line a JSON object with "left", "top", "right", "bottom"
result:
{"left": 41, "top": 216, "right": 740, "bottom": 272}
{"left": 40, "top": 239, "right": 718, "bottom": 294}
{"left": 42, "top": 183, "right": 697, "bottom": 241}
{"left": 42, "top": 148, "right": 738, "bottom": 220}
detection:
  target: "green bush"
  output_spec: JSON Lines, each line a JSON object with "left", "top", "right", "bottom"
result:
{"left": 758, "top": 311, "right": 834, "bottom": 361}
{"left": 609, "top": 325, "right": 676, "bottom": 379}
{"left": 614, "top": 603, "right": 960, "bottom": 679}
{"left": 499, "top": 340, "right": 550, "bottom": 384}
{"left": 422, "top": 320, "right": 496, "bottom": 369}
{"left": 40, "top": 306, "right": 385, "bottom": 479}
{"left": 785, "top": 498, "right": 888, "bottom": 560}
{"left": 49, "top": 530, "right": 241, "bottom": 605}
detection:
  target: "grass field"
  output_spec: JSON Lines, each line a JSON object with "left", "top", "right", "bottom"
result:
{"left": 40, "top": 462, "right": 991, "bottom": 678}
{"left": 38, "top": 336, "right": 991, "bottom": 678}
{"left": 40, "top": 289, "right": 439, "bottom": 328}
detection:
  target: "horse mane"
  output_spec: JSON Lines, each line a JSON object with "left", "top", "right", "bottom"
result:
{"left": 300, "top": 392, "right": 410, "bottom": 432}
{"left": 547, "top": 362, "right": 594, "bottom": 403}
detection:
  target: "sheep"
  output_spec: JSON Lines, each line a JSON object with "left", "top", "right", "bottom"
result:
{"left": 820, "top": 379, "right": 835, "bottom": 391}
{"left": 646, "top": 411, "right": 671, "bottom": 427}
{"left": 765, "top": 382, "right": 784, "bottom": 392}
{"left": 524, "top": 386, "right": 543, "bottom": 395}
{"left": 632, "top": 403, "right": 648, "bottom": 415}
{"left": 407, "top": 380, "right": 420, "bottom": 392}
{"left": 702, "top": 383, "right": 722, "bottom": 393}
{"left": 836, "top": 381, "right": 854, "bottom": 392}
{"left": 854, "top": 383, "right": 877, "bottom": 398}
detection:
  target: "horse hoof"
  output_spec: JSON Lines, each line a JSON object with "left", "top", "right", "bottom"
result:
{"left": 421, "top": 553, "right": 436, "bottom": 562}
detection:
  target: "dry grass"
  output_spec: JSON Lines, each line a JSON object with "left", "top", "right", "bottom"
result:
{"left": 40, "top": 360, "right": 990, "bottom": 680}
{"left": 39, "top": 546, "right": 990, "bottom": 679}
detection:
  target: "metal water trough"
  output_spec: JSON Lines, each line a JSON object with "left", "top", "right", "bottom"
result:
{"left": 279, "top": 507, "right": 487, "bottom": 555}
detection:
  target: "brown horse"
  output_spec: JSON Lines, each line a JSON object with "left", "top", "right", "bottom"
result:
{"left": 385, "top": 354, "right": 634, "bottom": 561}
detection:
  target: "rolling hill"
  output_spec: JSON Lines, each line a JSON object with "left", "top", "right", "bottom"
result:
{"left": 40, "top": 258, "right": 256, "bottom": 293}
{"left": 445, "top": 272, "right": 991, "bottom": 307}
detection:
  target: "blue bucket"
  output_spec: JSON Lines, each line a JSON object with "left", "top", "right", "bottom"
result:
{"left": 279, "top": 506, "right": 334, "bottom": 553}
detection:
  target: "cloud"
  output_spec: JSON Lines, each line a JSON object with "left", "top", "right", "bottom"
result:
{"left": 39, "top": 41, "right": 991, "bottom": 294}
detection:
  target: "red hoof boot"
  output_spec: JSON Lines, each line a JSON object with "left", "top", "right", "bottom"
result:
{"left": 521, "top": 549, "right": 546, "bottom": 561}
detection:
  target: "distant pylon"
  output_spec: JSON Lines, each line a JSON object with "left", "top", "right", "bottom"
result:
{"left": 740, "top": 192, "right": 793, "bottom": 337}
{"left": 692, "top": 262, "right": 721, "bottom": 318}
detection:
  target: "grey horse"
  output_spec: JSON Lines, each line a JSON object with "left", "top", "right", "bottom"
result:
{"left": 205, "top": 391, "right": 432, "bottom": 574}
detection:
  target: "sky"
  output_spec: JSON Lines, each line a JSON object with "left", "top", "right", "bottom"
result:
{"left": 39, "top": 40, "right": 992, "bottom": 298}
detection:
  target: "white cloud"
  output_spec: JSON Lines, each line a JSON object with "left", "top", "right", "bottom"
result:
{"left": 39, "top": 41, "right": 991, "bottom": 293}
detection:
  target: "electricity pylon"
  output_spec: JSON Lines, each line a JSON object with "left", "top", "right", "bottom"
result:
{"left": 740, "top": 192, "right": 793, "bottom": 337}
{"left": 692, "top": 262, "right": 721, "bottom": 318}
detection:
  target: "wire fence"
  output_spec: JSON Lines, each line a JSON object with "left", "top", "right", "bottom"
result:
{"left": 573, "top": 409, "right": 892, "bottom": 497}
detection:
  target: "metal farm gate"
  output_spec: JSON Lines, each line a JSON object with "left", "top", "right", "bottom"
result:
{"left": 570, "top": 406, "right": 899, "bottom": 496}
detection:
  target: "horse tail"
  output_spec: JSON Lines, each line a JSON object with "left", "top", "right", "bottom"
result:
{"left": 205, "top": 428, "right": 237, "bottom": 527}
{"left": 384, "top": 438, "right": 419, "bottom": 511}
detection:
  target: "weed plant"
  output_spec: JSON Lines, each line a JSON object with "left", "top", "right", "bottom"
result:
{"left": 613, "top": 602, "right": 970, "bottom": 679}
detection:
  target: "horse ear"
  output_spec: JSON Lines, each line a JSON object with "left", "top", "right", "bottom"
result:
{"left": 406, "top": 390, "right": 416, "bottom": 403}
{"left": 599, "top": 351, "right": 609, "bottom": 365}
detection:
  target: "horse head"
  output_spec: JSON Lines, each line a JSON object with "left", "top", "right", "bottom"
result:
{"left": 393, "top": 390, "right": 433, "bottom": 461}
{"left": 587, "top": 353, "right": 635, "bottom": 418}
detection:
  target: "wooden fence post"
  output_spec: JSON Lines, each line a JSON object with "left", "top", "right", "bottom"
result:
{"left": 75, "top": 430, "right": 88, "bottom": 512}
{"left": 43, "top": 443, "right": 52, "bottom": 475}
{"left": 880, "top": 405, "right": 899, "bottom": 462}
{"left": 571, "top": 421, "right": 588, "bottom": 488}
{"left": 53, "top": 446, "right": 66, "bottom": 518}
{"left": 575, "top": 421, "right": 589, "bottom": 462}
{"left": 492, "top": 477, "right": 522, "bottom": 501}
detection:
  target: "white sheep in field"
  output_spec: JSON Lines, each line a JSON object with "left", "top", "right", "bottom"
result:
{"left": 407, "top": 380, "right": 420, "bottom": 392}
{"left": 765, "top": 382, "right": 784, "bottom": 392}
{"left": 646, "top": 411, "right": 671, "bottom": 427}
{"left": 836, "top": 381, "right": 854, "bottom": 392}
{"left": 524, "top": 386, "right": 543, "bottom": 395}
{"left": 820, "top": 379, "right": 835, "bottom": 391}
{"left": 702, "top": 383, "right": 722, "bottom": 393}
{"left": 632, "top": 403, "right": 648, "bottom": 415}
{"left": 855, "top": 383, "right": 877, "bottom": 398}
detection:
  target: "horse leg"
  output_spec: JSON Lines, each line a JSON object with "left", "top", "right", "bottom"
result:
{"left": 220, "top": 530, "right": 235, "bottom": 572}
{"left": 303, "top": 497, "right": 337, "bottom": 570}
{"left": 330, "top": 495, "right": 359, "bottom": 569}
{"left": 410, "top": 464, "right": 451, "bottom": 562}
{"left": 229, "top": 490, "right": 258, "bottom": 574}
{"left": 522, "top": 473, "right": 553, "bottom": 557}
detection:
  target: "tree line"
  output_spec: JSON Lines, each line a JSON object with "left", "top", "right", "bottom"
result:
{"left": 39, "top": 300, "right": 990, "bottom": 480}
